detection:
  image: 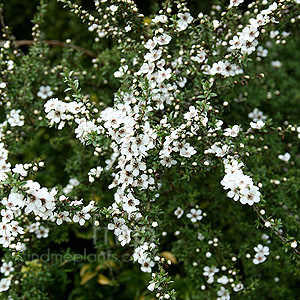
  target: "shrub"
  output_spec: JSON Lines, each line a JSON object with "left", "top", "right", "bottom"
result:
{"left": 1, "top": 0, "right": 300, "bottom": 299}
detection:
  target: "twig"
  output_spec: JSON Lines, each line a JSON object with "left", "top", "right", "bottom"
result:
{"left": 0, "top": 6, "right": 10, "bottom": 39}
{"left": 0, "top": 39, "right": 97, "bottom": 58}
{"left": 253, "top": 205, "right": 300, "bottom": 256}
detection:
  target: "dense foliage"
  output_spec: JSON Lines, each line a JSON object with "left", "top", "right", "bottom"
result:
{"left": 1, "top": 0, "right": 300, "bottom": 299}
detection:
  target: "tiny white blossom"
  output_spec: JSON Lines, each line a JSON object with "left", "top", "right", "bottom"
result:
{"left": 174, "top": 207, "right": 184, "bottom": 219}
{"left": 37, "top": 86, "right": 53, "bottom": 99}
{"left": 278, "top": 152, "right": 291, "bottom": 163}
{"left": 187, "top": 208, "right": 203, "bottom": 222}
{"left": 224, "top": 125, "right": 240, "bottom": 137}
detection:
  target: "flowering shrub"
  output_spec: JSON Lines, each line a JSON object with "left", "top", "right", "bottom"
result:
{"left": 1, "top": 0, "right": 300, "bottom": 299}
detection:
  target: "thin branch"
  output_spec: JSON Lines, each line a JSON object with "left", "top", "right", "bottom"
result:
{"left": 0, "top": 39, "right": 97, "bottom": 58}
{"left": 253, "top": 205, "right": 300, "bottom": 256}
{"left": 0, "top": 6, "right": 10, "bottom": 39}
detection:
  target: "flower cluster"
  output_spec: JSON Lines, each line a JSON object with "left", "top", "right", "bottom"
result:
{"left": 0, "top": 260, "right": 14, "bottom": 292}
{"left": 133, "top": 242, "right": 156, "bottom": 272}
{"left": 44, "top": 97, "right": 97, "bottom": 132}
{"left": 0, "top": 143, "right": 10, "bottom": 182}
{"left": 221, "top": 158, "right": 261, "bottom": 205}
{"left": 253, "top": 244, "right": 270, "bottom": 264}
{"left": 108, "top": 217, "right": 132, "bottom": 247}
{"left": 206, "top": 60, "right": 243, "bottom": 77}
{"left": 28, "top": 222, "right": 49, "bottom": 239}
{"left": 228, "top": 3, "right": 279, "bottom": 56}
{"left": 6, "top": 109, "right": 25, "bottom": 127}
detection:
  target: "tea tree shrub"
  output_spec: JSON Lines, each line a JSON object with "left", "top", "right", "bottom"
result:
{"left": 1, "top": 0, "right": 300, "bottom": 299}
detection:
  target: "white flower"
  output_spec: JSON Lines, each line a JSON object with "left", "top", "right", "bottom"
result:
{"left": 187, "top": 208, "right": 202, "bottom": 222}
{"left": 191, "top": 50, "right": 207, "bottom": 63}
{"left": 207, "top": 276, "right": 214, "bottom": 284}
{"left": 203, "top": 266, "right": 219, "bottom": 277}
{"left": 184, "top": 106, "right": 199, "bottom": 120}
{"left": 197, "top": 232, "right": 205, "bottom": 241}
{"left": 224, "top": 125, "right": 240, "bottom": 137}
{"left": 257, "top": 46, "right": 268, "bottom": 57}
{"left": 7, "top": 109, "right": 25, "bottom": 127}
{"left": 254, "top": 244, "right": 270, "bottom": 256}
{"left": 122, "top": 194, "right": 140, "bottom": 213}
{"left": 265, "top": 221, "right": 271, "bottom": 227}
{"left": 28, "top": 222, "right": 40, "bottom": 233}
{"left": 0, "top": 261, "right": 14, "bottom": 276}
{"left": 147, "top": 282, "right": 156, "bottom": 291}
{"left": 69, "top": 178, "right": 80, "bottom": 186}
{"left": 157, "top": 34, "right": 172, "bottom": 45}
{"left": 241, "top": 26, "right": 259, "bottom": 42}
{"left": 108, "top": 217, "right": 125, "bottom": 235}
{"left": 152, "top": 15, "right": 168, "bottom": 23}
{"left": 177, "top": 77, "right": 187, "bottom": 88}
{"left": 72, "top": 207, "right": 91, "bottom": 226}
{"left": 252, "top": 244, "right": 270, "bottom": 264}
{"left": 0, "top": 235, "right": 11, "bottom": 248}
{"left": 278, "top": 152, "right": 291, "bottom": 163}
{"left": 240, "top": 39, "right": 258, "bottom": 55}
{"left": 262, "top": 233, "right": 271, "bottom": 244}
{"left": 179, "top": 145, "right": 196, "bottom": 157}
{"left": 248, "top": 108, "right": 267, "bottom": 122}
{"left": 118, "top": 226, "right": 131, "bottom": 246}
{"left": 88, "top": 166, "right": 104, "bottom": 182}
{"left": 250, "top": 120, "right": 265, "bottom": 129}
{"left": 44, "top": 98, "right": 60, "bottom": 113}
{"left": 7, "top": 60, "right": 14, "bottom": 70}
{"left": 37, "top": 86, "right": 53, "bottom": 99}
{"left": 174, "top": 207, "right": 184, "bottom": 218}
{"left": 35, "top": 226, "right": 49, "bottom": 239}
{"left": 253, "top": 252, "right": 266, "bottom": 264}
{"left": 12, "top": 164, "right": 27, "bottom": 177}
{"left": 210, "top": 61, "right": 224, "bottom": 75}
{"left": 124, "top": 25, "right": 131, "bottom": 32}
{"left": 10, "top": 221, "right": 24, "bottom": 236}
{"left": 88, "top": 24, "right": 97, "bottom": 32}
{"left": 233, "top": 282, "right": 244, "bottom": 292}
{"left": 291, "top": 241, "right": 297, "bottom": 248}
{"left": 114, "top": 65, "right": 128, "bottom": 78}
{"left": 160, "top": 156, "right": 177, "bottom": 167}
{"left": 1, "top": 209, "right": 14, "bottom": 224}
{"left": 55, "top": 211, "right": 71, "bottom": 225}
{"left": 144, "top": 49, "right": 162, "bottom": 62}
{"left": 109, "top": 5, "right": 118, "bottom": 12}
{"left": 217, "top": 287, "right": 230, "bottom": 300}
{"left": 271, "top": 60, "right": 282, "bottom": 68}
{"left": 0, "top": 277, "right": 11, "bottom": 292}
{"left": 213, "top": 20, "right": 220, "bottom": 29}
{"left": 297, "top": 126, "right": 300, "bottom": 139}
{"left": 133, "top": 244, "right": 148, "bottom": 263}
{"left": 178, "top": 13, "right": 193, "bottom": 24}
{"left": 157, "top": 68, "right": 172, "bottom": 83}
{"left": 229, "top": 0, "right": 244, "bottom": 8}
{"left": 141, "top": 258, "right": 155, "bottom": 273}
{"left": 144, "top": 37, "right": 158, "bottom": 51}
{"left": 229, "top": 36, "right": 242, "bottom": 50}
{"left": 217, "top": 275, "right": 229, "bottom": 285}
{"left": 239, "top": 185, "right": 260, "bottom": 205}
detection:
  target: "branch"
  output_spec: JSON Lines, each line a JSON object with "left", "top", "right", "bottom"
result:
{"left": 0, "top": 39, "right": 97, "bottom": 58}
{"left": 253, "top": 205, "right": 300, "bottom": 256}
{"left": 0, "top": 6, "right": 10, "bottom": 39}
